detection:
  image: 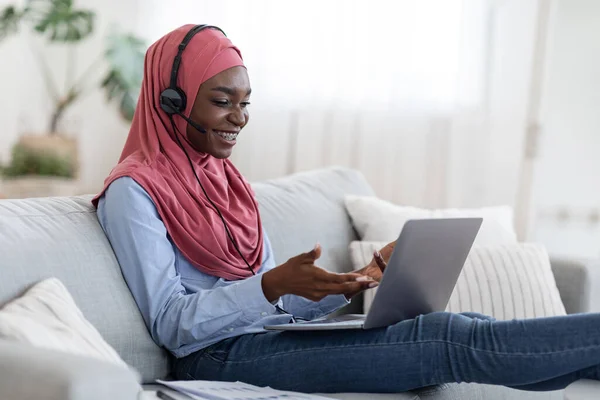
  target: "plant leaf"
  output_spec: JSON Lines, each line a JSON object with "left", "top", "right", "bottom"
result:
{"left": 0, "top": 6, "right": 25, "bottom": 41}
{"left": 27, "top": 0, "right": 94, "bottom": 42}
{"left": 2, "top": 143, "right": 75, "bottom": 178}
{"left": 101, "top": 30, "right": 145, "bottom": 121}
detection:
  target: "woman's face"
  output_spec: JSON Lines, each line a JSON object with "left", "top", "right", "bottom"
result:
{"left": 185, "top": 66, "right": 251, "bottom": 159}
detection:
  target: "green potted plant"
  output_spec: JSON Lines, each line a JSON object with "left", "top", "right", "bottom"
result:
{"left": 0, "top": 143, "right": 77, "bottom": 198}
{"left": 0, "top": 0, "right": 145, "bottom": 198}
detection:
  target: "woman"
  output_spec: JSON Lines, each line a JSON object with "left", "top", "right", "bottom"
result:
{"left": 94, "top": 24, "right": 600, "bottom": 393}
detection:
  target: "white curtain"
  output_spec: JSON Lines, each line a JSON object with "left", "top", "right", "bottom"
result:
{"left": 137, "top": 0, "right": 541, "bottom": 215}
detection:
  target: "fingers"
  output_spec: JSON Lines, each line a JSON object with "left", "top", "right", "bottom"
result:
{"left": 305, "top": 280, "right": 378, "bottom": 301}
{"left": 380, "top": 241, "right": 396, "bottom": 260}
{"left": 315, "top": 270, "right": 378, "bottom": 294}
{"left": 288, "top": 245, "right": 320, "bottom": 266}
{"left": 293, "top": 243, "right": 322, "bottom": 263}
{"left": 374, "top": 250, "right": 387, "bottom": 271}
{"left": 284, "top": 254, "right": 380, "bottom": 300}
{"left": 310, "top": 243, "right": 322, "bottom": 260}
{"left": 334, "top": 272, "right": 365, "bottom": 284}
{"left": 328, "top": 281, "right": 378, "bottom": 296}
{"left": 314, "top": 269, "right": 363, "bottom": 284}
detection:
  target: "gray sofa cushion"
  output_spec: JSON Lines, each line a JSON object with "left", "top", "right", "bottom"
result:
{"left": 414, "top": 383, "right": 562, "bottom": 400}
{"left": 0, "top": 195, "right": 170, "bottom": 383}
{"left": 322, "top": 393, "right": 418, "bottom": 400}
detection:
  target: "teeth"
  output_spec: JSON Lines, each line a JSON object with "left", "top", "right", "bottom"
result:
{"left": 214, "top": 131, "right": 238, "bottom": 141}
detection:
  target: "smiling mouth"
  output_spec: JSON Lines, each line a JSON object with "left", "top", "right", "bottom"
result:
{"left": 213, "top": 130, "right": 239, "bottom": 141}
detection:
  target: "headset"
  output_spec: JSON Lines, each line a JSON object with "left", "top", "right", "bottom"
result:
{"left": 159, "top": 24, "right": 224, "bottom": 131}
{"left": 159, "top": 25, "right": 300, "bottom": 320}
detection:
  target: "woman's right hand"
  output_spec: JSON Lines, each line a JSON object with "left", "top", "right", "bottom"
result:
{"left": 261, "top": 244, "right": 377, "bottom": 302}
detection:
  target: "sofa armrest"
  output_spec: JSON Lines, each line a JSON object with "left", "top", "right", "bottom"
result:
{"left": 550, "top": 256, "right": 600, "bottom": 314}
{"left": 0, "top": 339, "right": 141, "bottom": 400}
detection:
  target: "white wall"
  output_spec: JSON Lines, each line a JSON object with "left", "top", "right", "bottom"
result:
{"left": 531, "top": 0, "right": 600, "bottom": 258}
{"left": 0, "top": 0, "right": 138, "bottom": 193}
{"left": 2, "top": 0, "right": 597, "bottom": 260}
{"left": 136, "top": 0, "right": 541, "bottom": 215}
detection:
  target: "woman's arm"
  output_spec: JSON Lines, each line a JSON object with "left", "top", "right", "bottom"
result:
{"left": 97, "top": 177, "right": 279, "bottom": 354}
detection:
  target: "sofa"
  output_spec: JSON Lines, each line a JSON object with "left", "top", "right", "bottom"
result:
{"left": 0, "top": 166, "right": 597, "bottom": 400}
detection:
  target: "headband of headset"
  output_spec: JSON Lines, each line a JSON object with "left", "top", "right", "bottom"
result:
{"left": 160, "top": 25, "right": 226, "bottom": 115}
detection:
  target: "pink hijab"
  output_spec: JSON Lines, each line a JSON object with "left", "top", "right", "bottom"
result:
{"left": 92, "top": 24, "right": 263, "bottom": 281}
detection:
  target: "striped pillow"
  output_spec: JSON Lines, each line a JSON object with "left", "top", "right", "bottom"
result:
{"left": 351, "top": 241, "right": 566, "bottom": 320}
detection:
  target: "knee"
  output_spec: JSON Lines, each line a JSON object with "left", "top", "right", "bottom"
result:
{"left": 389, "top": 312, "right": 495, "bottom": 343}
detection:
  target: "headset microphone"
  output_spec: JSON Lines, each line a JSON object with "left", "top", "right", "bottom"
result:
{"left": 159, "top": 95, "right": 207, "bottom": 134}
{"left": 174, "top": 109, "right": 207, "bottom": 134}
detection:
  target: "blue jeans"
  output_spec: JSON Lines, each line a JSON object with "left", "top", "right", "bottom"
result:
{"left": 172, "top": 312, "right": 600, "bottom": 393}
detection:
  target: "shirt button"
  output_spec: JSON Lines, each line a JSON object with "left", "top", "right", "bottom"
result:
{"left": 261, "top": 312, "right": 267, "bottom": 316}
{"left": 228, "top": 328, "right": 234, "bottom": 332}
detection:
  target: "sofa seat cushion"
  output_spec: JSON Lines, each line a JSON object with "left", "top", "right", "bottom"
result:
{"left": 0, "top": 339, "right": 141, "bottom": 400}
{"left": 141, "top": 384, "right": 419, "bottom": 400}
{"left": 415, "top": 382, "right": 563, "bottom": 399}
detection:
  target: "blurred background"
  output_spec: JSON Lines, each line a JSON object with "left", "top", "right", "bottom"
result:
{"left": 0, "top": 0, "right": 598, "bottom": 260}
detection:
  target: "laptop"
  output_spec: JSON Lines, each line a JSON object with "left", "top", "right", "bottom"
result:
{"left": 264, "top": 217, "right": 483, "bottom": 331}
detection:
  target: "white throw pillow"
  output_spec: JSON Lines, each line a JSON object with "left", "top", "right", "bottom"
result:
{"left": 345, "top": 195, "right": 517, "bottom": 246}
{"left": 0, "top": 277, "right": 129, "bottom": 368}
{"left": 351, "top": 241, "right": 566, "bottom": 320}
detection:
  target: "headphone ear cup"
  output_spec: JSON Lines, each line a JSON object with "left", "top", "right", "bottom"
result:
{"left": 160, "top": 87, "right": 187, "bottom": 115}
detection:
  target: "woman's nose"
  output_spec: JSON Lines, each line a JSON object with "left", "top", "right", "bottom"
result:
{"left": 228, "top": 107, "right": 246, "bottom": 126}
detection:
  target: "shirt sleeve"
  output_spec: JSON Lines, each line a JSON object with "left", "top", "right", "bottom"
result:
{"left": 96, "top": 177, "right": 278, "bottom": 352}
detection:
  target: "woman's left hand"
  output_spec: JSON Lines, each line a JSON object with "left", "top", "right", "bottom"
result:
{"left": 345, "top": 240, "right": 396, "bottom": 299}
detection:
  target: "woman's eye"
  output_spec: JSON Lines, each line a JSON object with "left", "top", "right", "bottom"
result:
{"left": 212, "top": 99, "right": 250, "bottom": 108}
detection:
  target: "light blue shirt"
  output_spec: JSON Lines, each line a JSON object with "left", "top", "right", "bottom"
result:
{"left": 97, "top": 177, "right": 349, "bottom": 358}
